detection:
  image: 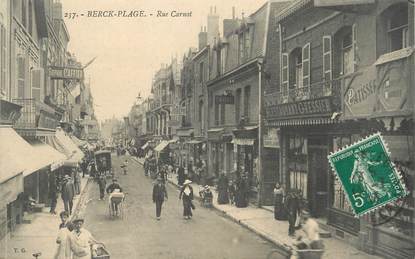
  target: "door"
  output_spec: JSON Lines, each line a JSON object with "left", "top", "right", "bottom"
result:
{"left": 308, "top": 138, "right": 329, "bottom": 217}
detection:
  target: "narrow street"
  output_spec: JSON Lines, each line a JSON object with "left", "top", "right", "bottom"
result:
{"left": 81, "top": 154, "right": 283, "bottom": 259}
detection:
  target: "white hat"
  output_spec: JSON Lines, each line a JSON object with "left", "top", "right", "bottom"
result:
{"left": 183, "top": 179, "right": 192, "bottom": 185}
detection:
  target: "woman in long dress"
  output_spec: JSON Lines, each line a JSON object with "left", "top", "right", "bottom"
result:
{"left": 273, "top": 182, "right": 286, "bottom": 220}
{"left": 179, "top": 180, "right": 194, "bottom": 219}
{"left": 217, "top": 174, "right": 229, "bottom": 204}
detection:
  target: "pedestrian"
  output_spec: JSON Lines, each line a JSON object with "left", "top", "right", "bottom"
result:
{"left": 59, "top": 211, "right": 69, "bottom": 229}
{"left": 54, "top": 221, "right": 75, "bottom": 259}
{"left": 217, "top": 173, "right": 229, "bottom": 204}
{"left": 49, "top": 177, "right": 59, "bottom": 215}
{"left": 121, "top": 159, "right": 128, "bottom": 175}
{"left": 97, "top": 172, "right": 106, "bottom": 200}
{"left": 73, "top": 168, "right": 81, "bottom": 195}
{"left": 235, "top": 173, "right": 249, "bottom": 208}
{"left": 273, "top": 182, "right": 286, "bottom": 220}
{"left": 61, "top": 175, "right": 75, "bottom": 215}
{"left": 177, "top": 163, "right": 185, "bottom": 186}
{"left": 80, "top": 159, "right": 88, "bottom": 178}
{"left": 89, "top": 161, "right": 97, "bottom": 179}
{"left": 152, "top": 176, "right": 168, "bottom": 220}
{"left": 70, "top": 218, "right": 101, "bottom": 259}
{"left": 228, "top": 180, "right": 236, "bottom": 205}
{"left": 179, "top": 179, "right": 194, "bottom": 219}
{"left": 286, "top": 190, "right": 301, "bottom": 236}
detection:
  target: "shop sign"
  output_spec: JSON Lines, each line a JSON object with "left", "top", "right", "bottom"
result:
{"left": 264, "top": 128, "right": 280, "bottom": 148}
{"left": 49, "top": 66, "right": 84, "bottom": 80}
{"left": 266, "top": 97, "right": 333, "bottom": 118}
{"left": 215, "top": 95, "right": 234, "bottom": 104}
{"left": 37, "top": 110, "right": 59, "bottom": 129}
{"left": 343, "top": 66, "right": 377, "bottom": 119}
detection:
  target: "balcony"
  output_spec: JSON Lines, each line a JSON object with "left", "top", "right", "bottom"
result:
{"left": 13, "top": 98, "right": 59, "bottom": 136}
{"left": 264, "top": 79, "right": 341, "bottom": 120}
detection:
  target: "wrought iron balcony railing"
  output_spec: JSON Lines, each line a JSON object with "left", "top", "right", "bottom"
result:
{"left": 13, "top": 98, "right": 57, "bottom": 130}
{"left": 264, "top": 78, "right": 341, "bottom": 107}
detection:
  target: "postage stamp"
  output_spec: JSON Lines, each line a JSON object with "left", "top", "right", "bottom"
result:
{"left": 328, "top": 133, "right": 408, "bottom": 216}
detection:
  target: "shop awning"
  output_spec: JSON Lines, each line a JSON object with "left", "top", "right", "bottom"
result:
{"left": 154, "top": 140, "right": 170, "bottom": 152}
{"left": 266, "top": 117, "right": 337, "bottom": 127}
{"left": 232, "top": 138, "right": 255, "bottom": 146}
{"left": 46, "top": 128, "right": 84, "bottom": 167}
{"left": 28, "top": 140, "right": 66, "bottom": 171}
{"left": 186, "top": 139, "right": 205, "bottom": 144}
{"left": 0, "top": 127, "right": 30, "bottom": 183}
{"left": 70, "top": 134, "right": 88, "bottom": 148}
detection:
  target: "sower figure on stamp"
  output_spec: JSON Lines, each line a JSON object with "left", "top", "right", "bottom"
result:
{"left": 350, "top": 151, "right": 391, "bottom": 202}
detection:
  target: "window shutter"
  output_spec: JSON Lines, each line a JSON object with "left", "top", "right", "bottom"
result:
{"left": 352, "top": 23, "right": 357, "bottom": 72}
{"left": 323, "top": 36, "right": 332, "bottom": 95}
{"left": 302, "top": 43, "right": 310, "bottom": 87}
{"left": 0, "top": 25, "right": 5, "bottom": 92}
{"left": 31, "top": 68, "right": 44, "bottom": 101}
{"left": 281, "top": 53, "right": 289, "bottom": 95}
{"left": 17, "top": 56, "right": 25, "bottom": 98}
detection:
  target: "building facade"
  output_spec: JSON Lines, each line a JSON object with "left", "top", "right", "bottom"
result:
{"left": 264, "top": 0, "right": 414, "bottom": 258}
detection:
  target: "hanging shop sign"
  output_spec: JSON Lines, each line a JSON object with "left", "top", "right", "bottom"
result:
{"left": 37, "top": 110, "right": 59, "bottom": 129}
{"left": 49, "top": 66, "right": 84, "bottom": 80}
{"left": 215, "top": 95, "right": 234, "bottom": 104}
{"left": 266, "top": 97, "right": 333, "bottom": 119}
{"left": 0, "top": 100, "right": 22, "bottom": 124}
{"left": 343, "top": 66, "right": 377, "bottom": 119}
{"left": 264, "top": 128, "right": 280, "bottom": 148}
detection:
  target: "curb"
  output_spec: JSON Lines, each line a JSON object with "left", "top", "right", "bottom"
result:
{"left": 165, "top": 178, "right": 292, "bottom": 258}
{"left": 70, "top": 177, "right": 92, "bottom": 221}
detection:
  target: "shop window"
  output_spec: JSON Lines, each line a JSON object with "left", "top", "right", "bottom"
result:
{"left": 287, "top": 135, "right": 308, "bottom": 199}
{"left": 387, "top": 4, "right": 409, "bottom": 52}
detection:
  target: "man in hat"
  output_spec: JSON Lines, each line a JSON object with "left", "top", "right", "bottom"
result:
{"left": 61, "top": 175, "right": 75, "bottom": 215}
{"left": 152, "top": 177, "right": 168, "bottom": 220}
{"left": 106, "top": 178, "right": 124, "bottom": 215}
{"left": 70, "top": 217, "right": 101, "bottom": 259}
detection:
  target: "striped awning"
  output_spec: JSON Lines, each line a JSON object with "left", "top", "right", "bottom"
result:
{"left": 232, "top": 138, "right": 255, "bottom": 146}
{"left": 266, "top": 117, "right": 337, "bottom": 127}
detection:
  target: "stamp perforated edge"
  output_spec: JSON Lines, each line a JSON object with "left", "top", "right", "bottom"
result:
{"left": 327, "top": 132, "right": 409, "bottom": 217}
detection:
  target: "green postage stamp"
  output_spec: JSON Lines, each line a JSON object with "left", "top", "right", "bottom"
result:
{"left": 328, "top": 133, "right": 408, "bottom": 216}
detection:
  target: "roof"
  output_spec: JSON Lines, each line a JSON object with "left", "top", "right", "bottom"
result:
{"left": 276, "top": 0, "right": 312, "bottom": 22}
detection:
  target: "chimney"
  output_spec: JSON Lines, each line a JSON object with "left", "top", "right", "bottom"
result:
{"left": 207, "top": 7, "right": 220, "bottom": 46}
{"left": 223, "top": 7, "right": 239, "bottom": 37}
{"left": 198, "top": 26, "right": 208, "bottom": 50}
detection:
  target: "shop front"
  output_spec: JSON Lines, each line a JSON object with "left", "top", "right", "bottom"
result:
{"left": 207, "top": 128, "right": 233, "bottom": 182}
{"left": 338, "top": 61, "right": 415, "bottom": 258}
{"left": 233, "top": 126, "right": 258, "bottom": 202}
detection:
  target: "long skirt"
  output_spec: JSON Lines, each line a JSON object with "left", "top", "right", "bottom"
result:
{"left": 274, "top": 194, "right": 286, "bottom": 220}
{"left": 182, "top": 198, "right": 193, "bottom": 217}
{"left": 217, "top": 189, "right": 229, "bottom": 204}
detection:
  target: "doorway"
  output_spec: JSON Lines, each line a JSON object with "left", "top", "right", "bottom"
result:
{"left": 308, "top": 136, "right": 329, "bottom": 217}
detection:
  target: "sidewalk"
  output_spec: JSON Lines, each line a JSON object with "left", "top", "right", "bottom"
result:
{"left": 132, "top": 157, "right": 383, "bottom": 259}
{"left": 0, "top": 177, "right": 90, "bottom": 259}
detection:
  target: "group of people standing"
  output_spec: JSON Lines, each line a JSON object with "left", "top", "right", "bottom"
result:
{"left": 216, "top": 173, "right": 250, "bottom": 208}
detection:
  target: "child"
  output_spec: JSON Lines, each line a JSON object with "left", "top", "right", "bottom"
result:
{"left": 58, "top": 211, "right": 69, "bottom": 229}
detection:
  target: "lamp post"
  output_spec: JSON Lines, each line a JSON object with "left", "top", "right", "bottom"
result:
{"left": 257, "top": 56, "right": 264, "bottom": 207}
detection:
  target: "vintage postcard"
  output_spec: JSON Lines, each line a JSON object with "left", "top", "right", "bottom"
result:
{"left": 0, "top": 0, "right": 414, "bottom": 259}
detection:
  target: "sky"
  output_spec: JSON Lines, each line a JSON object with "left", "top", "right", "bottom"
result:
{"left": 63, "top": 0, "right": 267, "bottom": 122}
